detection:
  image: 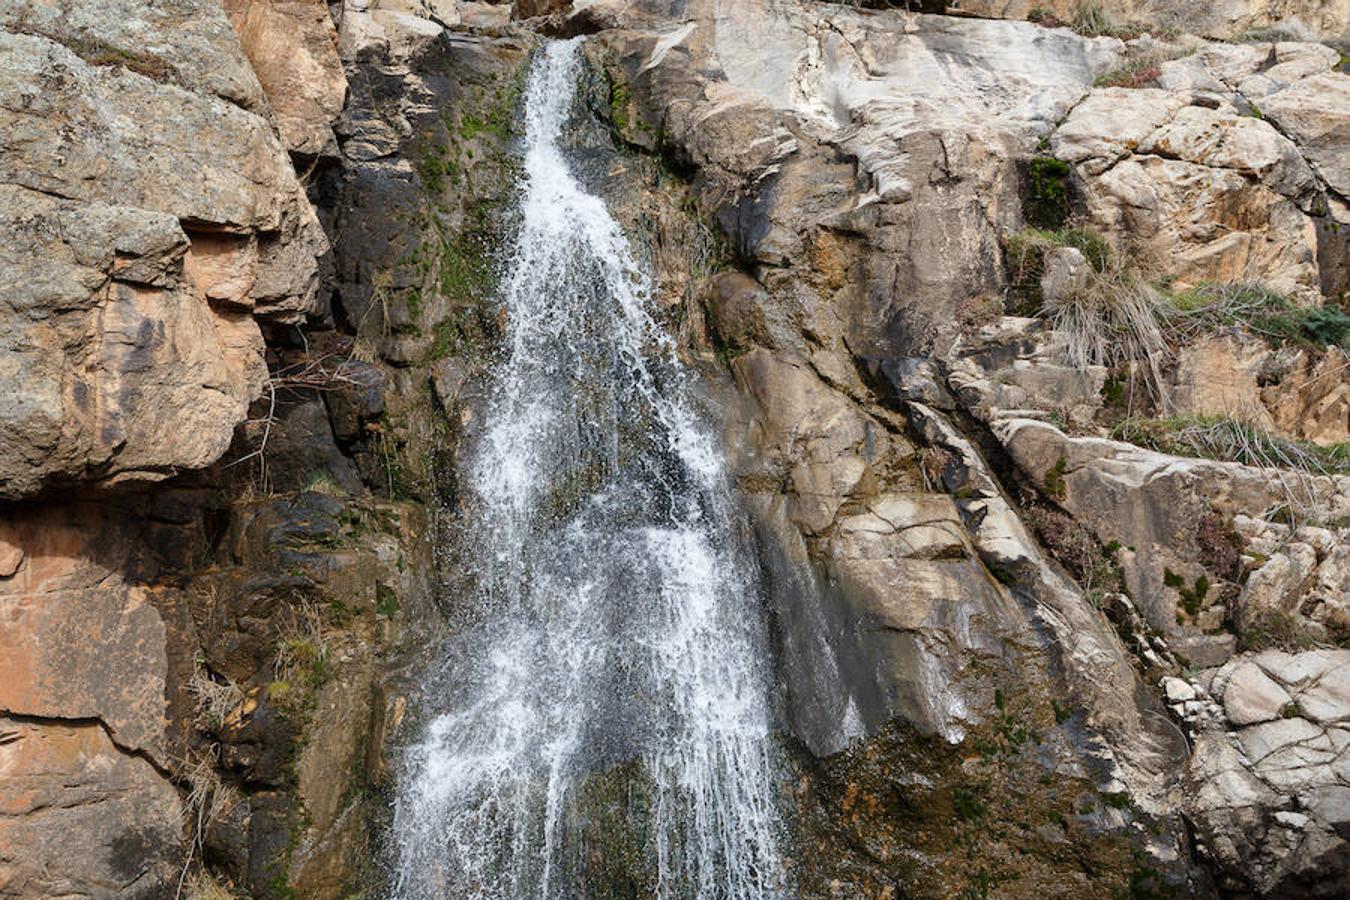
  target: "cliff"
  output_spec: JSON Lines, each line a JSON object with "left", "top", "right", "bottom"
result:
{"left": 0, "top": 1, "right": 1347, "bottom": 897}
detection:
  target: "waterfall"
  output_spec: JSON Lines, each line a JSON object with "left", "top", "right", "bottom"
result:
{"left": 391, "top": 39, "right": 787, "bottom": 899}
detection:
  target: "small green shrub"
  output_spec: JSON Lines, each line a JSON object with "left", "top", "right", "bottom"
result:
{"left": 1161, "top": 282, "right": 1350, "bottom": 350}
{"left": 376, "top": 585, "right": 399, "bottom": 618}
{"left": 1094, "top": 62, "right": 1162, "bottom": 89}
{"left": 1301, "top": 306, "right": 1350, "bottom": 347}
{"left": 1025, "top": 156, "right": 1073, "bottom": 228}
{"left": 1102, "top": 791, "right": 1132, "bottom": 810}
{"left": 953, "top": 784, "right": 989, "bottom": 822}
{"left": 609, "top": 77, "right": 632, "bottom": 133}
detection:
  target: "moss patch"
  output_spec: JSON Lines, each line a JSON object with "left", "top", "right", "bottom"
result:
{"left": 1024, "top": 156, "right": 1073, "bottom": 229}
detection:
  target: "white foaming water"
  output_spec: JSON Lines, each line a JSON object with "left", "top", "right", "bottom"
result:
{"left": 391, "top": 40, "right": 786, "bottom": 899}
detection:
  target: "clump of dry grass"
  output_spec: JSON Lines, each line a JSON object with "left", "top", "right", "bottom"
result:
{"left": 1007, "top": 227, "right": 1171, "bottom": 402}
{"left": 184, "top": 871, "right": 241, "bottom": 900}
{"left": 1160, "top": 282, "right": 1350, "bottom": 350}
{"left": 175, "top": 748, "right": 241, "bottom": 899}
{"left": 272, "top": 599, "right": 334, "bottom": 700}
{"left": 1114, "top": 415, "right": 1350, "bottom": 476}
{"left": 188, "top": 657, "right": 244, "bottom": 732}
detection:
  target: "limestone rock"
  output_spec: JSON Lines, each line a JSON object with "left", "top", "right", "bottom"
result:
{"left": 731, "top": 349, "right": 888, "bottom": 534}
{"left": 1262, "top": 72, "right": 1350, "bottom": 202}
{"left": 1039, "top": 246, "right": 1092, "bottom": 306}
{"left": 1262, "top": 348, "right": 1350, "bottom": 447}
{"left": 1055, "top": 88, "right": 1324, "bottom": 295}
{"left": 596, "top": 4, "right": 1123, "bottom": 354}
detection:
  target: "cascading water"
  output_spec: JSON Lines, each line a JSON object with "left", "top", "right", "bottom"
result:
{"left": 391, "top": 39, "right": 787, "bottom": 899}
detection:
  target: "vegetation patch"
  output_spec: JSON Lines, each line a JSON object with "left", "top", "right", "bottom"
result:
{"left": 1005, "top": 226, "right": 1109, "bottom": 313}
{"left": 1113, "top": 415, "right": 1350, "bottom": 476}
{"left": 1160, "top": 282, "right": 1350, "bottom": 351}
{"left": 66, "top": 35, "right": 173, "bottom": 80}
{"left": 1163, "top": 567, "right": 1210, "bottom": 619}
{"left": 1024, "top": 156, "right": 1073, "bottom": 229}
{"left": 1240, "top": 609, "right": 1319, "bottom": 652}
{"left": 1095, "top": 60, "right": 1163, "bottom": 89}
{"left": 1005, "top": 228, "right": 1348, "bottom": 415}
{"left": 1043, "top": 456, "right": 1069, "bottom": 501}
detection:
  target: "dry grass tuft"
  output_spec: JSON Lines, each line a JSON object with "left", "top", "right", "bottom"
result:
{"left": 188, "top": 658, "right": 244, "bottom": 732}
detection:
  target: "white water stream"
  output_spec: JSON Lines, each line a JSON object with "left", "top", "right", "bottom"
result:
{"left": 391, "top": 39, "right": 786, "bottom": 899}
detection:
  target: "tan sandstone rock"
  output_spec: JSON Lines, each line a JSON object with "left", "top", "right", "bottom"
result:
{"left": 221, "top": 0, "right": 349, "bottom": 159}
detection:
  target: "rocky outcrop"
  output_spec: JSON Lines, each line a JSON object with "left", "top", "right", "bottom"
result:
{"left": 1166, "top": 649, "right": 1350, "bottom": 894}
{"left": 0, "top": 6, "right": 327, "bottom": 498}
{"left": 1054, "top": 41, "right": 1345, "bottom": 299}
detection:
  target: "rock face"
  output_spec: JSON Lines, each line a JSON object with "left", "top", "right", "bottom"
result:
{"left": 1170, "top": 649, "right": 1350, "bottom": 895}
{"left": 0, "top": 2, "right": 441, "bottom": 897}
{"left": 1054, "top": 43, "right": 1343, "bottom": 298}
{"left": 221, "top": 0, "right": 349, "bottom": 160}
{"left": 584, "top": 0, "right": 1349, "bottom": 893}
{"left": 0, "top": 0, "right": 1348, "bottom": 897}
{"left": 953, "top": 0, "right": 1350, "bottom": 43}
{"left": 0, "top": 6, "right": 327, "bottom": 499}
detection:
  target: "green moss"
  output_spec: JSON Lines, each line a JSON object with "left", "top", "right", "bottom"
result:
{"left": 415, "top": 139, "right": 460, "bottom": 195}
{"left": 988, "top": 561, "right": 1020, "bottom": 587}
{"left": 1043, "top": 456, "right": 1068, "bottom": 501}
{"left": 1025, "top": 155, "right": 1072, "bottom": 228}
{"left": 1101, "top": 374, "right": 1127, "bottom": 408}
{"left": 609, "top": 77, "right": 632, "bottom": 134}
{"left": 375, "top": 584, "right": 399, "bottom": 618}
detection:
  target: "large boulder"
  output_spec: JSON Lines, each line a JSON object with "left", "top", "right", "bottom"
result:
{"left": 1180, "top": 649, "right": 1350, "bottom": 894}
